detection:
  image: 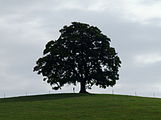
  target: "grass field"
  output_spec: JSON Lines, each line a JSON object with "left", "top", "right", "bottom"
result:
{"left": 0, "top": 93, "right": 161, "bottom": 120}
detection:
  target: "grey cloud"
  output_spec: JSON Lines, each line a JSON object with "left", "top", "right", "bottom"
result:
{"left": 0, "top": 0, "right": 161, "bottom": 98}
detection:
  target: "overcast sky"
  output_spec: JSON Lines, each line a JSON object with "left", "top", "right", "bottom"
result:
{"left": 1, "top": 0, "right": 161, "bottom": 98}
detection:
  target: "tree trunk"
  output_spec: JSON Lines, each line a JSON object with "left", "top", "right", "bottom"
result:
{"left": 79, "top": 80, "right": 87, "bottom": 93}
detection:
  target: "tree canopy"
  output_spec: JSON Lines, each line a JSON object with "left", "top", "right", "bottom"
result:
{"left": 34, "top": 22, "right": 121, "bottom": 93}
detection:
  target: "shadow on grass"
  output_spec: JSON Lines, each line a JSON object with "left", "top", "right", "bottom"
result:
{"left": 0, "top": 93, "right": 93, "bottom": 103}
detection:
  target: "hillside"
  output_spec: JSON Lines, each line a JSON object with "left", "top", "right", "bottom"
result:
{"left": 0, "top": 93, "right": 161, "bottom": 120}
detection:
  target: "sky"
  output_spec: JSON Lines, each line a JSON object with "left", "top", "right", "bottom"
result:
{"left": 1, "top": 0, "right": 161, "bottom": 98}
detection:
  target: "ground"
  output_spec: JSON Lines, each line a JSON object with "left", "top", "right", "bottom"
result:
{"left": 0, "top": 93, "right": 161, "bottom": 120}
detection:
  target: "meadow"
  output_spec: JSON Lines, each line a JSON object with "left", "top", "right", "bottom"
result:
{"left": 0, "top": 93, "right": 161, "bottom": 120}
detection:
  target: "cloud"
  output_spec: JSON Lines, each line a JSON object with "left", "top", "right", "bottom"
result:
{"left": 127, "top": 1, "right": 161, "bottom": 24}
{"left": 109, "top": 0, "right": 160, "bottom": 25}
{"left": 134, "top": 54, "right": 161, "bottom": 64}
{"left": 53, "top": 0, "right": 161, "bottom": 25}
{"left": 0, "top": 0, "right": 161, "bottom": 98}
{"left": 1, "top": 0, "right": 161, "bottom": 25}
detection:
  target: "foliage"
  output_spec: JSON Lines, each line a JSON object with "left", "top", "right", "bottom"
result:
{"left": 34, "top": 22, "right": 121, "bottom": 92}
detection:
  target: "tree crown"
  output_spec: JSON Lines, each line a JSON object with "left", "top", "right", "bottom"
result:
{"left": 34, "top": 22, "right": 121, "bottom": 92}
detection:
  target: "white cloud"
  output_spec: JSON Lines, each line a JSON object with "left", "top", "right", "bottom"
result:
{"left": 134, "top": 54, "right": 161, "bottom": 64}
{"left": 123, "top": 0, "right": 161, "bottom": 24}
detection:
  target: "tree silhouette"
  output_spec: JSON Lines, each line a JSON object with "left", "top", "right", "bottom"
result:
{"left": 34, "top": 22, "right": 121, "bottom": 93}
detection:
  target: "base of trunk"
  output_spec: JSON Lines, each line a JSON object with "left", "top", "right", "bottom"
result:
{"left": 79, "top": 80, "right": 88, "bottom": 93}
{"left": 79, "top": 90, "right": 88, "bottom": 93}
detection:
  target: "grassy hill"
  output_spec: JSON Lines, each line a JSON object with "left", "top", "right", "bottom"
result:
{"left": 0, "top": 93, "right": 161, "bottom": 120}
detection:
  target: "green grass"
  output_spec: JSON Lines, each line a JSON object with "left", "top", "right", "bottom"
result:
{"left": 0, "top": 93, "right": 161, "bottom": 120}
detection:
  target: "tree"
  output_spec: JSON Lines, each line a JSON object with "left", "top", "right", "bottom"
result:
{"left": 33, "top": 22, "right": 121, "bottom": 93}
